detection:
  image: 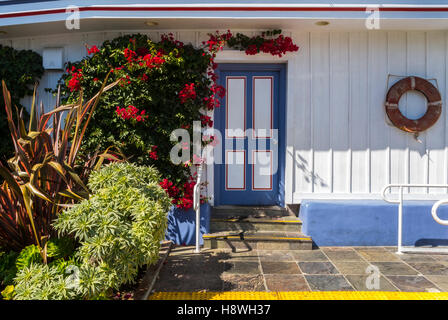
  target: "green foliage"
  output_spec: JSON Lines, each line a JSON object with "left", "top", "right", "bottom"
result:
{"left": 0, "top": 251, "right": 18, "bottom": 286}
{"left": 15, "top": 245, "right": 42, "bottom": 271}
{"left": 53, "top": 162, "right": 171, "bottom": 296}
{"left": 0, "top": 45, "right": 44, "bottom": 161}
{"left": 226, "top": 29, "right": 282, "bottom": 50}
{"left": 46, "top": 237, "right": 75, "bottom": 260}
{"left": 1, "top": 285, "right": 15, "bottom": 300}
{"left": 13, "top": 263, "right": 80, "bottom": 300}
{"left": 57, "top": 34, "right": 212, "bottom": 190}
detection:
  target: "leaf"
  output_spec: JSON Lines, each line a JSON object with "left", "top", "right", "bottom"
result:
{"left": 0, "top": 163, "right": 22, "bottom": 196}
{"left": 19, "top": 185, "right": 40, "bottom": 248}
{"left": 58, "top": 189, "right": 88, "bottom": 201}
{"left": 25, "top": 182, "right": 53, "bottom": 203}
{"left": 28, "top": 83, "right": 38, "bottom": 132}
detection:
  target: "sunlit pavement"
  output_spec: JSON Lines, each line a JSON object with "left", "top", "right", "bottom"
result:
{"left": 150, "top": 245, "right": 448, "bottom": 297}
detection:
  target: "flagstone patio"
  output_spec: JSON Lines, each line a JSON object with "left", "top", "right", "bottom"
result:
{"left": 151, "top": 245, "right": 448, "bottom": 293}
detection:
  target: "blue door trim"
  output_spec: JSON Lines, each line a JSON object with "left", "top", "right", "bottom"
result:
{"left": 214, "top": 63, "right": 287, "bottom": 207}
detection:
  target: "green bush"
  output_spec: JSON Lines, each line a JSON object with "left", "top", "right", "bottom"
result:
{"left": 0, "top": 45, "right": 44, "bottom": 161}
{"left": 13, "top": 264, "right": 79, "bottom": 300}
{"left": 0, "top": 251, "right": 18, "bottom": 287}
{"left": 53, "top": 162, "right": 171, "bottom": 297}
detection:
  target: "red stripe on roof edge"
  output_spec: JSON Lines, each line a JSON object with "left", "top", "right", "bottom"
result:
{"left": 1, "top": 6, "right": 448, "bottom": 19}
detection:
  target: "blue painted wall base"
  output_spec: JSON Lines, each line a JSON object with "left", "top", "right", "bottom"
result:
{"left": 165, "top": 203, "right": 211, "bottom": 245}
{"left": 300, "top": 200, "right": 448, "bottom": 247}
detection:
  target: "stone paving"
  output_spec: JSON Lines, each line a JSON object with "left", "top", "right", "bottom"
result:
{"left": 152, "top": 245, "right": 448, "bottom": 292}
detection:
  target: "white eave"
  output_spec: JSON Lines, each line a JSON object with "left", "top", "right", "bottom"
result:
{"left": 0, "top": 1, "right": 448, "bottom": 37}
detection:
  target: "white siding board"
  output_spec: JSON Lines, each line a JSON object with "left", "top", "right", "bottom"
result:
{"left": 407, "top": 32, "right": 427, "bottom": 194}
{"left": 330, "top": 32, "right": 350, "bottom": 194}
{"left": 293, "top": 32, "right": 312, "bottom": 194}
{"left": 426, "top": 31, "right": 446, "bottom": 194}
{"left": 310, "top": 32, "right": 331, "bottom": 193}
{"left": 349, "top": 32, "right": 369, "bottom": 194}
{"left": 387, "top": 32, "right": 408, "bottom": 192}
{"left": 368, "top": 32, "right": 389, "bottom": 193}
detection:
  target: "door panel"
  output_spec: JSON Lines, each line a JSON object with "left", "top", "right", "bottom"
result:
{"left": 214, "top": 64, "right": 285, "bottom": 206}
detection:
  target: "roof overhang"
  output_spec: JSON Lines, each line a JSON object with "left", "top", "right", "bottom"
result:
{"left": 1, "top": 1, "right": 448, "bottom": 38}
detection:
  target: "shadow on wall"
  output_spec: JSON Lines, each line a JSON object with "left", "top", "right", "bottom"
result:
{"left": 415, "top": 239, "right": 448, "bottom": 247}
{"left": 294, "top": 151, "right": 328, "bottom": 188}
{"left": 165, "top": 203, "right": 211, "bottom": 246}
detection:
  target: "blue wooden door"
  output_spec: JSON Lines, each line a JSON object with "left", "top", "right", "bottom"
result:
{"left": 214, "top": 64, "right": 286, "bottom": 206}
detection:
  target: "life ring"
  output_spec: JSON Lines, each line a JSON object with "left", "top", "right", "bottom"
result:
{"left": 385, "top": 76, "right": 442, "bottom": 133}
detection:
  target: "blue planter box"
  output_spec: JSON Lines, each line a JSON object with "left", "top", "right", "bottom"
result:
{"left": 300, "top": 200, "right": 448, "bottom": 247}
{"left": 165, "top": 203, "right": 211, "bottom": 245}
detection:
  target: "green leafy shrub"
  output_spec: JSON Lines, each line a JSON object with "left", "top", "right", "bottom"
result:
{"left": 53, "top": 162, "right": 171, "bottom": 296}
{"left": 0, "top": 251, "right": 18, "bottom": 287}
{"left": 15, "top": 245, "right": 42, "bottom": 271}
{"left": 46, "top": 237, "right": 75, "bottom": 260}
{"left": 0, "top": 45, "right": 44, "bottom": 161}
{"left": 13, "top": 263, "right": 80, "bottom": 300}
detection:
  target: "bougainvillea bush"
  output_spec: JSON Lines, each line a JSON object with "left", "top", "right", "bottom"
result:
{"left": 57, "top": 31, "right": 298, "bottom": 209}
{"left": 57, "top": 33, "right": 223, "bottom": 209}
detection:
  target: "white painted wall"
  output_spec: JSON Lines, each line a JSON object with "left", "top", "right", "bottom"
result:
{"left": 2, "top": 29, "right": 448, "bottom": 203}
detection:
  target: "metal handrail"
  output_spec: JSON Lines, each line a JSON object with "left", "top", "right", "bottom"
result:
{"left": 382, "top": 184, "right": 448, "bottom": 254}
{"left": 193, "top": 163, "right": 203, "bottom": 253}
{"left": 431, "top": 199, "right": 448, "bottom": 226}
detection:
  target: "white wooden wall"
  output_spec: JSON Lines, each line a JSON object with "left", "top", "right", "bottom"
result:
{"left": 2, "top": 29, "right": 448, "bottom": 203}
{"left": 289, "top": 30, "right": 448, "bottom": 203}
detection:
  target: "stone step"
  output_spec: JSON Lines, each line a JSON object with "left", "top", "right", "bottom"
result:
{"left": 212, "top": 205, "right": 292, "bottom": 218}
{"left": 210, "top": 217, "right": 302, "bottom": 233}
{"left": 203, "top": 231, "right": 313, "bottom": 250}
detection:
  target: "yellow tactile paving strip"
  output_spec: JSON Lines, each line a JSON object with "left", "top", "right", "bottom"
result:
{"left": 149, "top": 291, "right": 448, "bottom": 300}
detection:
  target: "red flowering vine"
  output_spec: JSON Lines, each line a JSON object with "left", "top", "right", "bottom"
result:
{"left": 86, "top": 45, "right": 100, "bottom": 55}
{"left": 179, "top": 83, "right": 197, "bottom": 104}
{"left": 149, "top": 145, "right": 158, "bottom": 160}
{"left": 115, "top": 105, "right": 147, "bottom": 122}
{"left": 200, "top": 114, "right": 213, "bottom": 127}
{"left": 225, "top": 29, "right": 299, "bottom": 58}
{"left": 66, "top": 66, "right": 83, "bottom": 92}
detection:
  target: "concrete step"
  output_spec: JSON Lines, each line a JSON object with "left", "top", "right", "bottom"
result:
{"left": 210, "top": 216, "right": 302, "bottom": 233}
{"left": 203, "top": 231, "right": 313, "bottom": 250}
{"left": 212, "top": 205, "right": 292, "bottom": 218}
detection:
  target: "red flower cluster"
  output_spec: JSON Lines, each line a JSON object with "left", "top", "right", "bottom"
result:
{"left": 66, "top": 66, "right": 83, "bottom": 92}
{"left": 142, "top": 52, "right": 165, "bottom": 69}
{"left": 179, "top": 83, "right": 196, "bottom": 104}
{"left": 245, "top": 35, "right": 299, "bottom": 57}
{"left": 159, "top": 177, "right": 198, "bottom": 210}
{"left": 149, "top": 145, "right": 158, "bottom": 160}
{"left": 160, "top": 179, "right": 180, "bottom": 201}
{"left": 123, "top": 48, "right": 137, "bottom": 64}
{"left": 200, "top": 114, "right": 213, "bottom": 127}
{"left": 115, "top": 105, "right": 147, "bottom": 122}
{"left": 123, "top": 47, "right": 166, "bottom": 69}
{"left": 176, "top": 179, "right": 196, "bottom": 210}
{"left": 86, "top": 45, "right": 100, "bottom": 55}
{"left": 203, "top": 30, "right": 232, "bottom": 52}
{"left": 161, "top": 33, "right": 184, "bottom": 48}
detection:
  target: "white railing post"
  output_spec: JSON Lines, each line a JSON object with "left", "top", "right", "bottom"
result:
{"left": 194, "top": 164, "right": 203, "bottom": 253}
{"left": 397, "top": 186, "right": 403, "bottom": 254}
{"left": 382, "top": 183, "right": 448, "bottom": 254}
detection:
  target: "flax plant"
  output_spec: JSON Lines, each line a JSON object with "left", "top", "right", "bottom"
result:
{"left": 0, "top": 74, "right": 121, "bottom": 253}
